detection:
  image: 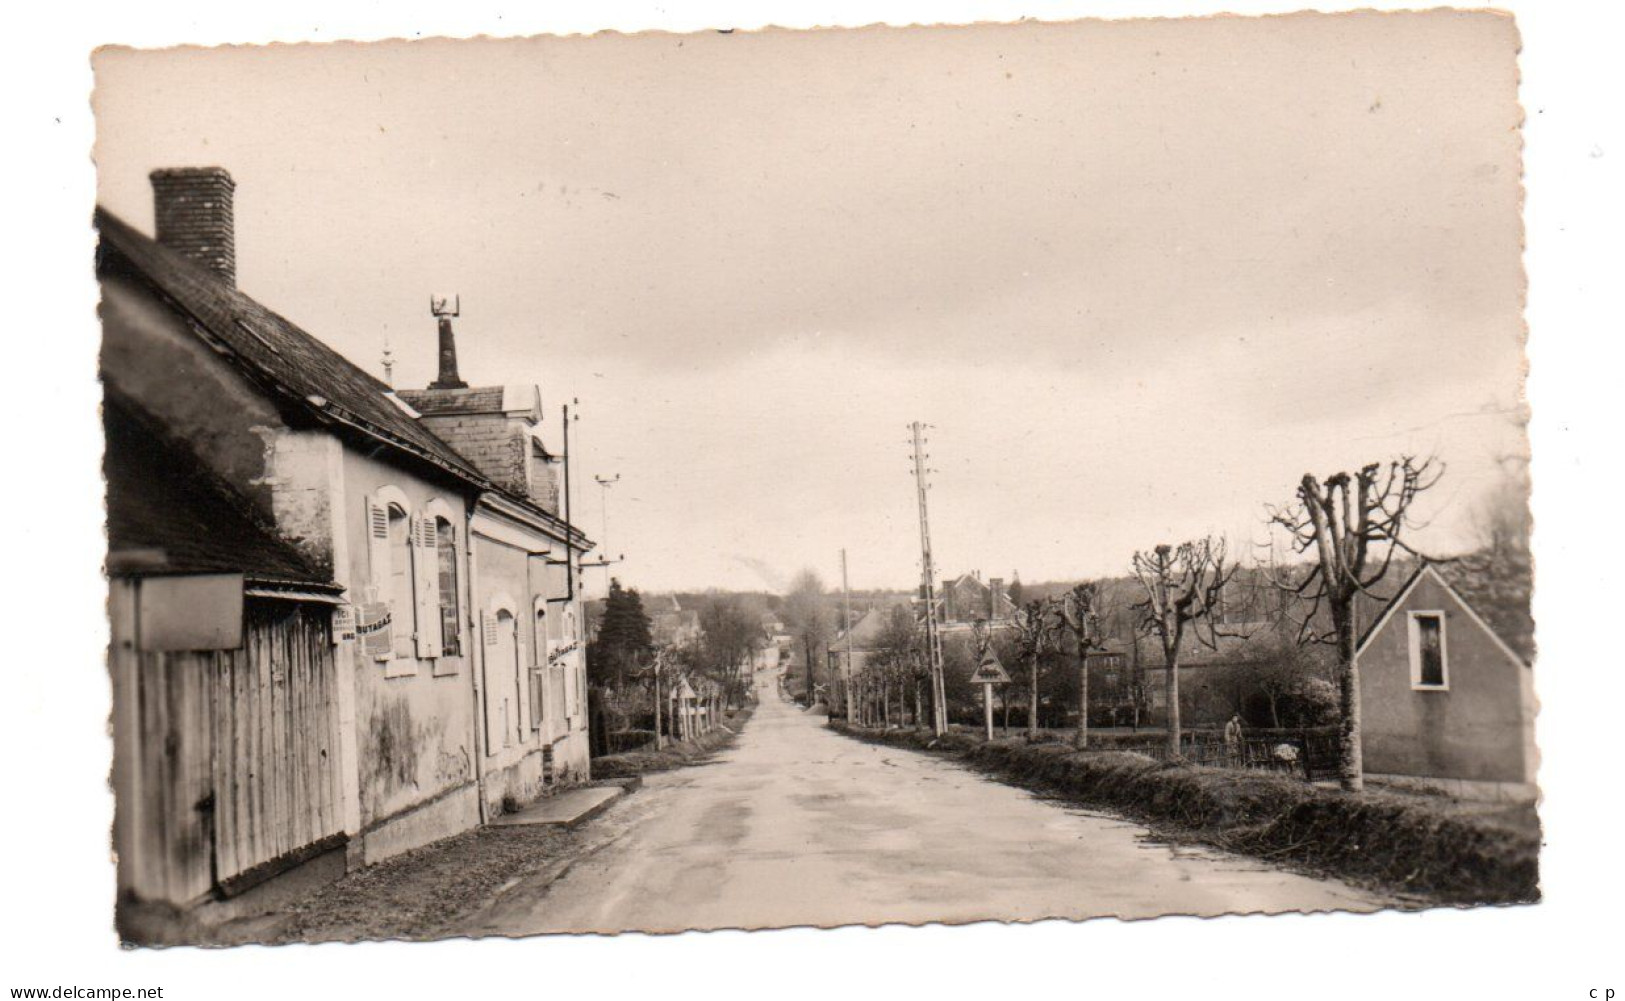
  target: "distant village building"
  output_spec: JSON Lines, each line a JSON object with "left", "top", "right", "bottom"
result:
{"left": 1354, "top": 564, "right": 1536, "bottom": 802}
{"left": 939, "top": 570, "right": 1018, "bottom": 624}
{"left": 649, "top": 594, "right": 702, "bottom": 648}
{"left": 100, "top": 167, "right": 594, "bottom": 924}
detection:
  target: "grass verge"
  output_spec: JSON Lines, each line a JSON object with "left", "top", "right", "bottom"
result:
{"left": 830, "top": 721, "right": 1538, "bottom": 906}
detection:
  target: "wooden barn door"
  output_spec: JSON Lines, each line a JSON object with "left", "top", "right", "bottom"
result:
{"left": 114, "top": 595, "right": 345, "bottom": 905}
{"left": 211, "top": 601, "right": 345, "bottom": 889}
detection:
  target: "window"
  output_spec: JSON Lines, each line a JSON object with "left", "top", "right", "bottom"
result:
{"left": 435, "top": 518, "right": 460, "bottom": 656}
{"left": 1409, "top": 612, "right": 1448, "bottom": 689}
{"left": 387, "top": 504, "right": 415, "bottom": 661}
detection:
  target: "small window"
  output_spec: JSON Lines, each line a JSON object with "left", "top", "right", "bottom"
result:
{"left": 1409, "top": 612, "right": 1448, "bottom": 689}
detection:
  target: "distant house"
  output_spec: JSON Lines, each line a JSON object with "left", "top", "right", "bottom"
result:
{"left": 939, "top": 571, "right": 1018, "bottom": 623}
{"left": 1354, "top": 564, "right": 1536, "bottom": 802}
{"left": 650, "top": 594, "right": 701, "bottom": 647}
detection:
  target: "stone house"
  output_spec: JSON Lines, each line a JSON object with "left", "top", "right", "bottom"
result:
{"left": 99, "top": 167, "right": 593, "bottom": 923}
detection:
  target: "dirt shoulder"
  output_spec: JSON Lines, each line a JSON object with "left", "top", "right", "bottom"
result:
{"left": 204, "top": 706, "right": 760, "bottom": 944}
{"left": 829, "top": 721, "right": 1539, "bottom": 906}
{"left": 590, "top": 704, "right": 755, "bottom": 779}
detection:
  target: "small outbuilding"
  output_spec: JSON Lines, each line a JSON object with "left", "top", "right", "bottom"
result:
{"left": 1355, "top": 563, "right": 1536, "bottom": 802}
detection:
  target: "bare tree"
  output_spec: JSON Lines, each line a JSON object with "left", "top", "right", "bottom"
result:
{"left": 1267, "top": 457, "right": 1442, "bottom": 791}
{"left": 782, "top": 569, "right": 830, "bottom": 706}
{"left": 1058, "top": 582, "right": 1113, "bottom": 749}
{"left": 1131, "top": 538, "right": 1242, "bottom": 756}
{"left": 1010, "top": 599, "right": 1058, "bottom": 741}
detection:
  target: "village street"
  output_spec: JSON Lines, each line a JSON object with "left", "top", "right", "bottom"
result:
{"left": 453, "top": 671, "right": 1389, "bottom": 935}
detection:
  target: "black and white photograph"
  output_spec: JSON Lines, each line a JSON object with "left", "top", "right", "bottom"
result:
{"left": 5, "top": 1, "right": 1621, "bottom": 997}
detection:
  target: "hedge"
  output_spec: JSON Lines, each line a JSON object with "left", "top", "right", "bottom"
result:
{"left": 830, "top": 721, "right": 1538, "bottom": 905}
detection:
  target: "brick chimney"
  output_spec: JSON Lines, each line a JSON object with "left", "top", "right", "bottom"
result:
{"left": 150, "top": 167, "right": 236, "bottom": 284}
{"left": 989, "top": 577, "right": 1005, "bottom": 619}
{"left": 430, "top": 314, "right": 468, "bottom": 390}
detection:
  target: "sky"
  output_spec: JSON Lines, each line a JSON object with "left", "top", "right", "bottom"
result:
{"left": 92, "top": 11, "right": 1527, "bottom": 596}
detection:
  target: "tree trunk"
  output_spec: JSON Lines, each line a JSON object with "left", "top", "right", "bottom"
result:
{"left": 1074, "top": 656, "right": 1089, "bottom": 750}
{"left": 914, "top": 682, "right": 923, "bottom": 730}
{"left": 653, "top": 670, "right": 664, "bottom": 750}
{"left": 1165, "top": 650, "right": 1182, "bottom": 757}
{"left": 1334, "top": 602, "right": 1363, "bottom": 791}
{"left": 1027, "top": 657, "right": 1040, "bottom": 741}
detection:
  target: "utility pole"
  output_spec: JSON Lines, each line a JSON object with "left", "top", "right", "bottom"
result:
{"left": 841, "top": 548, "right": 855, "bottom": 722}
{"left": 594, "top": 474, "right": 620, "bottom": 547}
{"left": 910, "top": 422, "right": 949, "bottom": 736}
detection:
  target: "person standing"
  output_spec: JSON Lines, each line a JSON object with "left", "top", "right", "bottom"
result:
{"left": 1224, "top": 713, "right": 1245, "bottom": 766}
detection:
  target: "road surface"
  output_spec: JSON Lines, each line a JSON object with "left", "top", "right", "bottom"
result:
{"left": 458, "top": 677, "right": 1388, "bottom": 935}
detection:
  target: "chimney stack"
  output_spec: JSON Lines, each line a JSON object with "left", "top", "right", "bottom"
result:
{"left": 989, "top": 577, "right": 1004, "bottom": 619}
{"left": 150, "top": 167, "right": 236, "bottom": 284}
{"left": 429, "top": 296, "right": 467, "bottom": 390}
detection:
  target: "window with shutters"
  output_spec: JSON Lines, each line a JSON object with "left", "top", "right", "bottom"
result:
{"left": 387, "top": 504, "right": 416, "bottom": 662}
{"left": 435, "top": 518, "right": 460, "bottom": 657}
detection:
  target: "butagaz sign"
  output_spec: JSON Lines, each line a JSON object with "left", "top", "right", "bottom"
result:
{"left": 547, "top": 638, "right": 581, "bottom": 665}
{"left": 357, "top": 601, "right": 393, "bottom": 660}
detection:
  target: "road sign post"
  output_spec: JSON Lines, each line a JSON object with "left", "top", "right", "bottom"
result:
{"left": 968, "top": 648, "right": 1011, "bottom": 741}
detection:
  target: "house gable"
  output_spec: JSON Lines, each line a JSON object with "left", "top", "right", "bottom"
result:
{"left": 1356, "top": 564, "right": 1528, "bottom": 670}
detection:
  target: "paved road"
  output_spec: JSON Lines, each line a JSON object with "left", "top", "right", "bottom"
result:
{"left": 459, "top": 677, "right": 1387, "bottom": 935}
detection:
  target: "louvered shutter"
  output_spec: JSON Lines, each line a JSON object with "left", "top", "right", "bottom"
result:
{"left": 364, "top": 496, "right": 394, "bottom": 660}
{"left": 412, "top": 515, "right": 441, "bottom": 659}
{"left": 365, "top": 496, "right": 391, "bottom": 592}
{"left": 480, "top": 611, "right": 502, "bottom": 754}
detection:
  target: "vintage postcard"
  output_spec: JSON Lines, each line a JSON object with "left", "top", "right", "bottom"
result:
{"left": 92, "top": 10, "right": 1534, "bottom": 945}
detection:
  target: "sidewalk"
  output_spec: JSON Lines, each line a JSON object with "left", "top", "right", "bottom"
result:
{"left": 207, "top": 785, "right": 631, "bottom": 944}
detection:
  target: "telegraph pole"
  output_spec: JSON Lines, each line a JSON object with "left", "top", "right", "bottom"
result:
{"left": 910, "top": 422, "right": 949, "bottom": 736}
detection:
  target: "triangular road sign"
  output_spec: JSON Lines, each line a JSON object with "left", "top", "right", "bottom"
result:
{"left": 969, "top": 650, "right": 1011, "bottom": 685}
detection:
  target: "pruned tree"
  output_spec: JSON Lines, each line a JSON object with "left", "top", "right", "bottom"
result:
{"left": 1058, "top": 581, "right": 1113, "bottom": 749}
{"left": 870, "top": 604, "right": 919, "bottom": 726}
{"left": 1010, "top": 599, "right": 1059, "bottom": 741}
{"left": 1131, "top": 538, "right": 1242, "bottom": 755}
{"left": 1267, "top": 456, "right": 1443, "bottom": 790}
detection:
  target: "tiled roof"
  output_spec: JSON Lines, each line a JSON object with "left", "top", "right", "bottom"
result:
{"left": 104, "top": 396, "right": 331, "bottom": 587}
{"left": 396, "top": 386, "right": 508, "bottom": 416}
{"left": 96, "top": 209, "right": 489, "bottom": 488}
